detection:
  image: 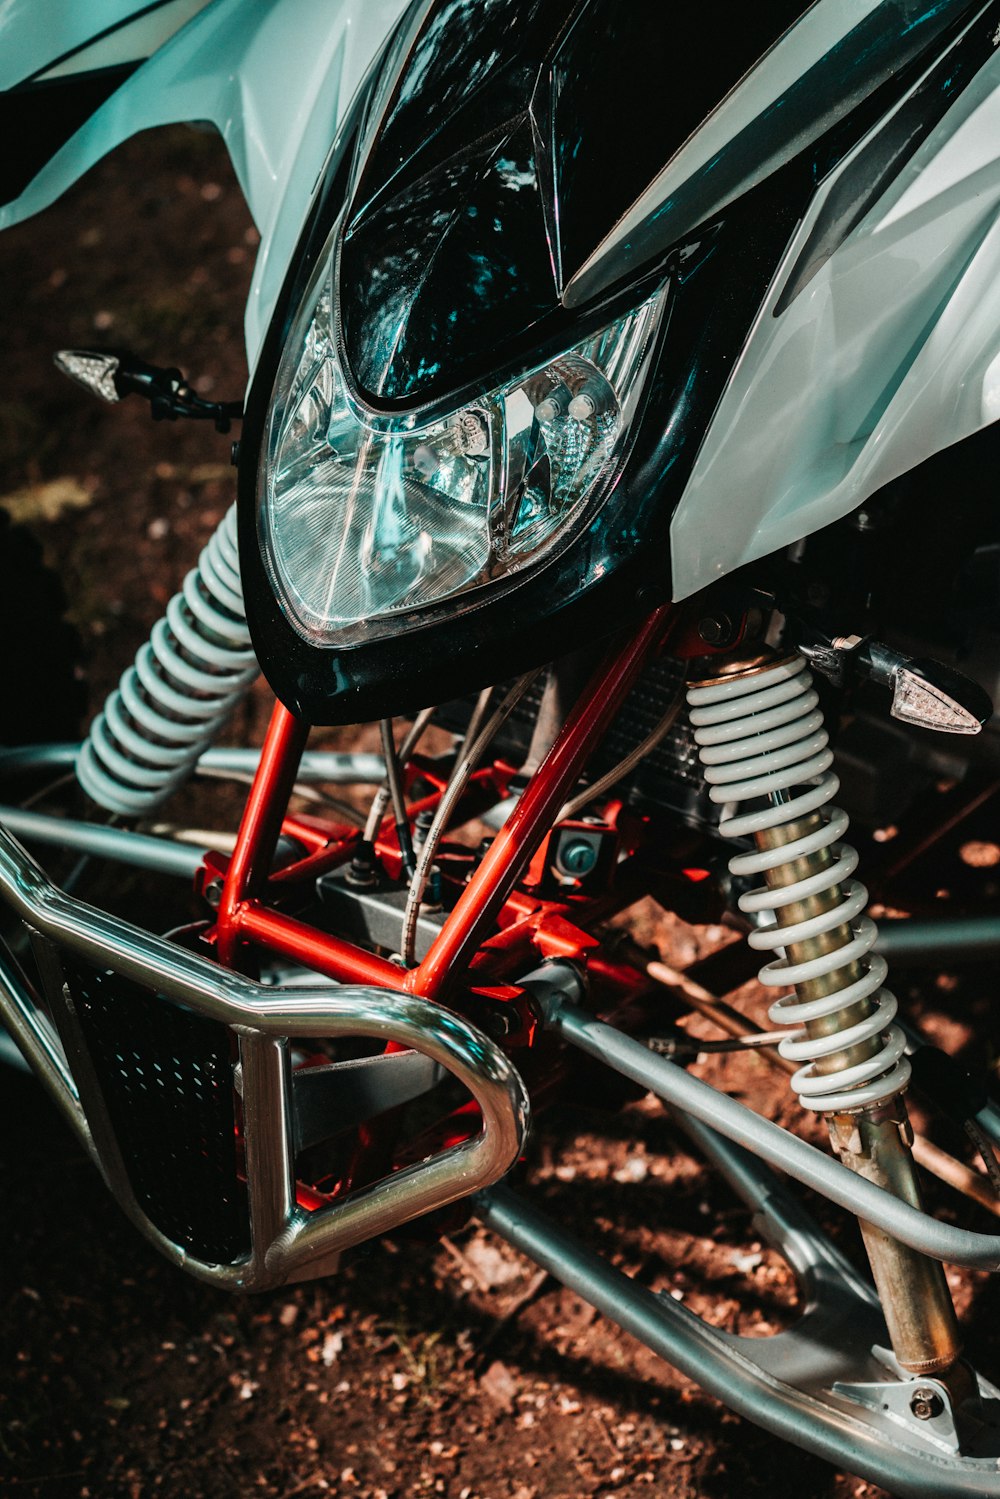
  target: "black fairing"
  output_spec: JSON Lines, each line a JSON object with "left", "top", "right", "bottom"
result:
{"left": 0, "top": 66, "right": 138, "bottom": 209}
{"left": 338, "top": 0, "right": 819, "bottom": 411}
{"left": 239, "top": 0, "right": 993, "bottom": 725}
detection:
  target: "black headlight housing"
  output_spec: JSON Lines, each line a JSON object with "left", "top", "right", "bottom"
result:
{"left": 239, "top": 0, "right": 948, "bottom": 725}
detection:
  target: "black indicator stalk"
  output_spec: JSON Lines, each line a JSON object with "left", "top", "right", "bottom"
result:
{"left": 54, "top": 347, "right": 243, "bottom": 433}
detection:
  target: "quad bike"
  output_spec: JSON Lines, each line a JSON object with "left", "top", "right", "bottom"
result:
{"left": 4, "top": 2, "right": 1000, "bottom": 1492}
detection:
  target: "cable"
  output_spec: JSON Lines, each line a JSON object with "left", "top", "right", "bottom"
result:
{"left": 559, "top": 683, "right": 685, "bottom": 821}
{"left": 362, "top": 706, "right": 437, "bottom": 845}
{"left": 380, "top": 717, "right": 417, "bottom": 880}
{"left": 400, "top": 671, "right": 541, "bottom": 966}
{"left": 965, "top": 1118, "right": 1000, "bottom": 1200}
{"left": 648, "top": 1029, "right": 802, "bottom": 1059}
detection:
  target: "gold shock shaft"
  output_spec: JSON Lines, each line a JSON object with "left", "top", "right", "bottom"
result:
{"left": 757, "top": 815, "right": 960, "bottom": 1375}
{"left": 688, "top": 646, "right": 962, "bottom": 1378}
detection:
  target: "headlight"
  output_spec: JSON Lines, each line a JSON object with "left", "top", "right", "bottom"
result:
{"left": 259, "top": 232, "right": 666, "bottom": 646}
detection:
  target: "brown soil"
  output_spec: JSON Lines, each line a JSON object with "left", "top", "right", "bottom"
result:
{"left": 1, "top": 127, "right": 998, "bottom": 1499}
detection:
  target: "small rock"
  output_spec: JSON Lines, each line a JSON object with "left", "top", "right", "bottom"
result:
{"left": 461, "top": 1238, "right": 522, "bottom": 1289}
{"left": 613, "top": 1157, "right": 649, "bottom": 1184}
{"left": 729, "top": 1250, "right": 763, "bottom": 1275}
{"left": 480, "top": 1359, "right": 518, "bottom": 1411}
{"left": 0, "top": 476, "right": 93, "bottom": 525}
{"left": 321, "top": 1331, "right": 343, "bottom": 1366}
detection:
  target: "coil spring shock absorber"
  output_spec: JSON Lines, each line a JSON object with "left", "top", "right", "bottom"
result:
{"left": 77, "top": 505, "right": 258, "bottom": 815}
{"left": 688, "top": 652, "right": 960, "bottom": 1377}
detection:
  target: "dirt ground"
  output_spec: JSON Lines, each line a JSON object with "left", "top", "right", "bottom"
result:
{"left": 1, "top": 127, "right": 999, "bottom": 1499}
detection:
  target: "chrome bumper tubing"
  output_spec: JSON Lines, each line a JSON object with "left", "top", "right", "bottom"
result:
{"left": 0, "top": 821, "right": 529, "bottom": 1291}
{"left": 6, "top": 811, "right": 1000, "bottom": 1493}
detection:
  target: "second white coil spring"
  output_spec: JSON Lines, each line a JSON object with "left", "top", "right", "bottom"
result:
{"left": 77, "top": 505, "right": 259, "bottom": 815}
{"left": 688, "top": 655, "right": 909, "bottom": 1115}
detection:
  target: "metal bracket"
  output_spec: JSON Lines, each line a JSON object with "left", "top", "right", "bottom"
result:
{"left": 833, "top": 1360, "right": 971, "bottom": 1456}
{"left": 479, "top": 1120, "right": 1000, "bottom": 1497}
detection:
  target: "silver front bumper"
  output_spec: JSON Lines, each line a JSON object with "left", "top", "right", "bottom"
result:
{"left": 0, "top": 822, "right": 529, "bottom": 1290}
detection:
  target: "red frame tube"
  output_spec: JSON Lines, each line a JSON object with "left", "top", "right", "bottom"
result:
{"left": 215, "top": 702, "right": 308, "bottom": 967}
{"left": 237, "top": 904, "right": 407, "bottom": 989}
{"left": 212, "top": 605, "right": 674, "bottom": 996}
{"left": 409, "top": 605, "right": 674, "bottom": 999}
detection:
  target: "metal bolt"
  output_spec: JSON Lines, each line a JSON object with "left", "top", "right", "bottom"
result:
{"left": 345, "top": 844, "right": 378, "bottom": 888}
{"left": 414, "top": 808, "right": 435, "bottom": 852}
{"left": 831, "top": 633, "right": 864, "bottom": 653}
{"left": 697, "top": 612, "right": 732, "bottom": 647}
{"left": 484, "top": 1007, "right": 515, "bottom": 1040}
{"left": 204, "top": 878, "right": 224, "bottom": 909}
{"left": 560, "top": 838, "right": 599, "bottom": 876}
{"left": 909, "top": 1386, "right": 944, "bottom": 1421}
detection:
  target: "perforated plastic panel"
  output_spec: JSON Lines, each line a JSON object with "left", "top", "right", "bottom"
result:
{"left": 64, "top": 959, "right": 251, "bottom": 1263}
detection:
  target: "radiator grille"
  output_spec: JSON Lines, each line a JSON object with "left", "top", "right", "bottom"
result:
{"left": 64, "top": 959, "right": 251, "bottom": 1264}
{"left": 440, "top": 655, "right": 712, "bottom": 827}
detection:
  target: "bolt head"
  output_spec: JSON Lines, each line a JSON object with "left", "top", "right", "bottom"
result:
{"left": 484, "top": 1008, "right": 515, "bottom": 1039}
{"left": 560, "top": 838, "right": 599, "bottom": 876}
{"left": 909, "top": 1386, "right": 944, "bottom": 1421}
{"left": 697, "top": 613, "right": 732, "bottom": 646}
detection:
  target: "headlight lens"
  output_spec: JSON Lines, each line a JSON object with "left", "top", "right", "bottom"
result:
{"left": 259, "top": 245, "right": 665, "bottom": 646}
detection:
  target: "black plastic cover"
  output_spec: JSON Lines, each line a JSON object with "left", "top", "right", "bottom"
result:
{"left": 0, "top": 66, "right": 137, "bottom": 208}
{"left": 338, "top": 0, "right": 978, "bottom": 413}
{"left": 338, "top": 0, "right": 819, "bottom": 411}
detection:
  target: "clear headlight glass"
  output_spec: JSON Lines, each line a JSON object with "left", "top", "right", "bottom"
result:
{"left": 259, "top": 250, "right": 666, "bottom": 646}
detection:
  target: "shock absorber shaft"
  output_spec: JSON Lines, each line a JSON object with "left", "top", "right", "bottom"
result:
{"left": 756, "top": 811, "right": 960, "bottom": 1375}
{"left": 689, "top": 652, "right": 960, "bottom": 1376}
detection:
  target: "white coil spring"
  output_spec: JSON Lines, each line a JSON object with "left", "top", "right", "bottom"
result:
{"left": 77, "top": 505, "right": 259, "bottom": 815}
{"left": 687, "top": 655, "right": 909, "bottom": 1115}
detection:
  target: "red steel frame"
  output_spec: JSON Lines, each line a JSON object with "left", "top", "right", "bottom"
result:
{"left": 213, "top": 604, "right": 675, "bottom": 1006}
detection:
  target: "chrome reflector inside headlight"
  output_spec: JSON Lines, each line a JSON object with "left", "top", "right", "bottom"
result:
{"left": 259, "top": 248, "right": 666, "bottom": 646}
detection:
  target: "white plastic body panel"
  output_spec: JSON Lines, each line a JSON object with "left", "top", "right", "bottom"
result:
{"left": 0, "top": 0, "right": 408, "bottom": 373}
{"left": 0, "top": 0, "right": 173, "bottom": 88}
{"left": 7, "top": 0, "right": 1000, "bottom": 588}
{"left": 670, "top": 37, "right": 1000, "bottom": 599}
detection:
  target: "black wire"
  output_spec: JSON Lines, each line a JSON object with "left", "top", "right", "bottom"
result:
{"left": 964, "top": 1118, "right": 1000, "bottom": 1200}
{"left": 648, "top": 1032, "right": 788, "bottom": 1058}
{"left": 379, "top": 717, "right": 417, "bottom": 881}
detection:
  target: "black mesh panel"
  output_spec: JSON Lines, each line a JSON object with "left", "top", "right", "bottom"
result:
{"left": 64, "top": 960, "right": 251, "bottom": 1264}
{"left": 441, "top": 655, "right": 712, "bottom": 828}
